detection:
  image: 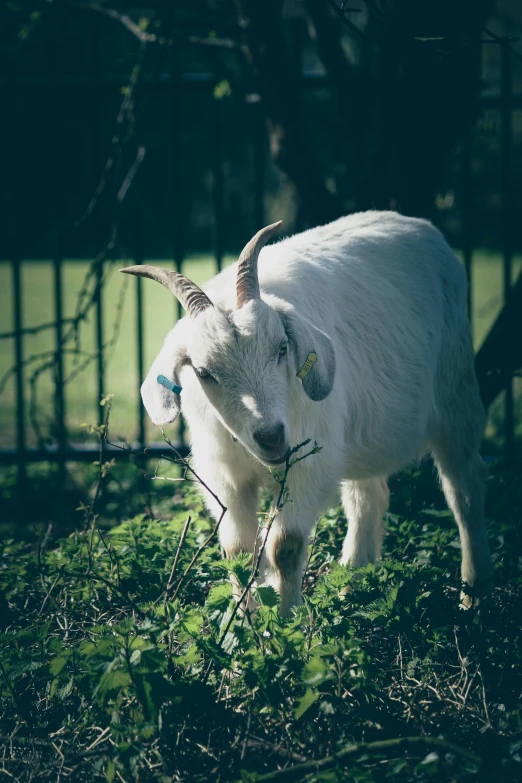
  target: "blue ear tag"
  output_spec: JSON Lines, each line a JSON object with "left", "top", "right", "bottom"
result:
{"left": 157, "top": 375, "right": 182, "bottom": 395}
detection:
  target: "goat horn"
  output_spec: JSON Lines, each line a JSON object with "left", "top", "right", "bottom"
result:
{"left": 119, "top": 266, "right": 213, "bottom": 317}
{"left": 236, "top": 221, "right": 282, "bottom": 309}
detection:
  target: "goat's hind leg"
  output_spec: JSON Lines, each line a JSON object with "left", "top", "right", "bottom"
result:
{"left": 340, "top": 477, "right": 390, "bottom": 568}
{"left": 431, "top": 421, "right": 493, "bottom": 607}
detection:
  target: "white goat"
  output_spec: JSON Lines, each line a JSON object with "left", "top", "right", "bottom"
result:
{"left": 121, "top": 211, "right": 493, "bottom": 616}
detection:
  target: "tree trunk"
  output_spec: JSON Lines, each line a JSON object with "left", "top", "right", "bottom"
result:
{"left": 234, "top": 0, "right": 342, "bottom": 226}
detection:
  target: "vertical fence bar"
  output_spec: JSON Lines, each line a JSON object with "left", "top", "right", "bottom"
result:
{"left": 462, "top": 124, "right": 473, "bottom": 330}
{"left": 12, "top": 251, "right": 26, "bottom": 510}
{"left": 95, "top": 266, "right": 105, "bottom": 425}
{"left": 6, "top": 58, "right": 27, "bottom": 522}
{"left": 213, "top": 96, "right": 224, "bottom": 274}
{"left": 89, "top": 22, "right": 105, "bottom": 424}
{"left": 173, "top": 81, "right": 184, "bottom": 319}
{"left": 94, "top": 264, "right": 105, "bottom": 423}
{"left": 49, "top": 32, "right": 66, "bottom": 478}
{"left": 172, "top": 78, "right": 186, "bottom": 445}
{"left": 8, "top": 56, "right": 26, "bottom": 512}
{"left": 135, "top": 195, "right": 145, "bottom": 448}
{"left": 54, "top": 258, "right": 66, "bottom": 461}
{"left": 501, "top": 44, "right": 514, "bottom": 466}
{"left": 253, "top": 99, "right": 265, "bottom": 230}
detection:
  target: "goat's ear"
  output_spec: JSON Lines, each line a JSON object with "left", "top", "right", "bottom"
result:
{"left": 281, "top": 309, "right": 336, "bottom": 401}
{"left": 141, "top": 328, "right": 185, "bottom": 426}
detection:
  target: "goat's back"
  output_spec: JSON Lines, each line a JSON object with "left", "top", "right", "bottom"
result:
{"left": 205, "top": 211, "right": 472, "bottom": 475}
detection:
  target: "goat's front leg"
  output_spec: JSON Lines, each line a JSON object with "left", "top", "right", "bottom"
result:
{"left": 261, "top": 477, "right": 326, "bottom": 617}
{"left": 199, "top": 472, "right": 261, "bottom": 610}
{"left": 339, "top": 477, "right": 389, "bottom": 567}
{"left": 263, "top": 522, "right": 308, "bottom": 617}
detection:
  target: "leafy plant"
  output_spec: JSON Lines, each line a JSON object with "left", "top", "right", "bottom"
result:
{"left": 1, "top": 433, "right": 521, "bottom": 781}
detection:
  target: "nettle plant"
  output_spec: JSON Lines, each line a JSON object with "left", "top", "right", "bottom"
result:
{"left": 1, "top": 418, "right": 522, "bottom": 783}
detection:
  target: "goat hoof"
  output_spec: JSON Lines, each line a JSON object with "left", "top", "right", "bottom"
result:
{"left": 459, "top": 577, "right": 494, "bottom": 611}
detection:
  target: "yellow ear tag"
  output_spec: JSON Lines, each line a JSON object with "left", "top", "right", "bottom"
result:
{"left": 297, "top": 352, "right": 317, "bottom": 380}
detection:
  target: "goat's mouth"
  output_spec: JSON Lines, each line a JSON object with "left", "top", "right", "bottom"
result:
{"left": 257, "top": 450, "right": 289, "bottom": 467}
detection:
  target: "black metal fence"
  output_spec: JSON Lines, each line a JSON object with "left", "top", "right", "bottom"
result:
{"left": 1, "top": 22, "right": 521, "bottom": 486}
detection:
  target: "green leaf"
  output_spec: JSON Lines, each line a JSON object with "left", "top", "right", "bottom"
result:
{"left": 213, "top": 79, "right": 231, "bottom": 100}
{"left": 57, "top": 677, "right": 74, "bottom": 700}
{"left": 207, "top": 582, "right": 233, "bottom": 610}
{"left": 181, "top": 609, "right": 204, "bottom": 637}
{"left": 49, "top": 656, "right": 68, "bottom": 676}
{"left": 218, "top": 553, "right": 252, "bottom": 588}
{"left": 95, "top": 669, "right": 132, "bottom": 696}
{"left": 106, "top": 759, "right": 115, "bottom": 783}
{"left": 50, "top": 678, "right": 59, "bottom": 699}
{"left": 303, "top": 655, "right": 327, "bottom": 686}
{"left": 295, "top": 688, "right": 319, "bottom": 719}
{"left": 138, "top": 672, "right": 174, "bottom": 720}
{"left": 254, "top": 585, "right": 279, "bottom": 608}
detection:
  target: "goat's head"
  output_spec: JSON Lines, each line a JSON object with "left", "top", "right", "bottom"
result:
{"left": 120, "top": 222, "right": 335, "bottom": 466}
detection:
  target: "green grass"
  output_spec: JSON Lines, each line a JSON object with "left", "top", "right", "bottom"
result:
{"left": 0, "top": 255, "right": 235, "bottom": 449}
{"left": 1, "top": 455, "right": 521, "bottom": 782}
{"left": 0, "top": 251, "right": 521, "bottom": 452}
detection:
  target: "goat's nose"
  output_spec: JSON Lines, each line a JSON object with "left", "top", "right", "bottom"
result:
{"left": 253, "top": 423, "right": 286, "bottom": 452}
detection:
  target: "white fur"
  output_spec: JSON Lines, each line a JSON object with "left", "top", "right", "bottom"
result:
{"left": 143, "top": 211, "right": 493, "bottom": 615}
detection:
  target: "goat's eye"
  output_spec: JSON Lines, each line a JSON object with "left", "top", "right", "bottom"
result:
{"left": 279, "top": 342, "right": 288, "bottom": 359}
{"left": 196, "top": 367, "right": 217, "bottom": 382}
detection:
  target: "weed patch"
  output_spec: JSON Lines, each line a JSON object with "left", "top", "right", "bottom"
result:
{"left": 1, "top": 461, "right": 521, "bottom": 782}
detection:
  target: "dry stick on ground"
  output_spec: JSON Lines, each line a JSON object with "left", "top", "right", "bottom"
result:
{"left": 249, "top": 735, "right": 483, "bottom": 783}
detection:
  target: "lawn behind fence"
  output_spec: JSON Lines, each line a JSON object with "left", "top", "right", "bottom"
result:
{"left": 0, "top": 251, "right": 521, "bottom": 453}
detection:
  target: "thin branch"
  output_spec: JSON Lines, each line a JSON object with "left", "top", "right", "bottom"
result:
{"left": 306, "top": 0, "right": 361, "bottom": 95}
{"left": 234, "top": 0, "right": 342, "bottom": 224}
{"left": 80, "top": 3, "right": 240, "bottom": 49}
{"left": 79, "top": 4, "right": 158, "bottom": 44}
{"left": 252, "top": 735, "right": 483, "bottom": 782}
{"left": 75, "top": 43, "right": 145, "bottom": 227}
{"left": 152, "top": 515, "right": 192, "bottom": 609}
{"left": 218, "top": 439, "right": 316, "bottom": 646}
{"left": 484, "top": 27, "right": 522, "bottom": 63}
{"left": 0, "top": 319, "right": 79, "bottom": 341}
{"left": 170, "top": 510, "right": 226, "bottom": 603}
{"left": 326, "top": 0, "right": 366, "bottom": 40}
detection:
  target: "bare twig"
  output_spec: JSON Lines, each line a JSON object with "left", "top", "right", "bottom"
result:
{"left": 157, "top": 430, "right": 228, "bottom": 602}
{"left": 151, "top": 515, "right": 193, "bottom": 612}
{"left": 171, "top": 510, "right": 226, "bottom": 603}
{"left": 83, "top": 6, "right": 158, "bottom": 44}
{"left": 218, "top": 439, "right": 318, "bottom": 646}
{"left": 250, "top": 735, "right": 483, "bottom": 782}
{"left": 326, "top": 0, "right": 366, "bottom": 40}
{"left": 484, "top": 27, "right": 522, "bottom": 63}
